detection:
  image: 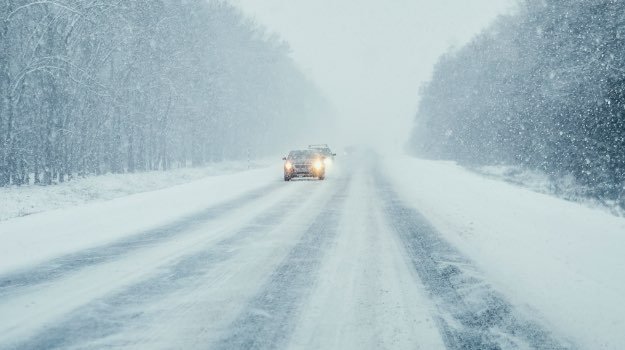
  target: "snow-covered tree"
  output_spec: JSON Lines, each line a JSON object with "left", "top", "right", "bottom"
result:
{"left": 409, "top": 0, "right": 625, "bottom": 206}
{"left": 0, "top": 0, "right": 330, "bottom": 186}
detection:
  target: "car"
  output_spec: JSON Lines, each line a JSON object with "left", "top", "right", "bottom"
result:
{"left": 283, "top": 150, "right": 326, "bottom": 181}
{"left": 308, "top": 144, "right": 336, "bottom": 165}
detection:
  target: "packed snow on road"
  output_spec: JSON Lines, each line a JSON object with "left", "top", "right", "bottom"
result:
{"left": 2, "top": 1, "right": 625, "bottom": 349}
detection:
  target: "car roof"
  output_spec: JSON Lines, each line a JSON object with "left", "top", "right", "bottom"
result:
{"left": 290, "top": 149, "right": 316, "bottom": 154}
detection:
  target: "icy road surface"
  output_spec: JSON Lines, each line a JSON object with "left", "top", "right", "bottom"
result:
{"left": 1, "top": 155, "right": 623, "bottom": 349}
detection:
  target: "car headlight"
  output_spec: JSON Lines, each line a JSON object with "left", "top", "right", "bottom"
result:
{"left": 285, "top": 161, "right": 293, "bottom": 170}
{"left": 313, "top": 160, "right": 323, "bottom": 170}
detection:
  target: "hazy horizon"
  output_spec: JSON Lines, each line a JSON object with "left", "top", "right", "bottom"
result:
{"left": 229, "top": 0, "right": 515, "bottom": 152}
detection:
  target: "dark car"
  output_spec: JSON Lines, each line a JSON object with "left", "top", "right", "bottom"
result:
{"left": 283, "top": 150, "right": 326, "bottom": 181}
{"left": 308, "top": 144, "right": 336, "bottom": 165}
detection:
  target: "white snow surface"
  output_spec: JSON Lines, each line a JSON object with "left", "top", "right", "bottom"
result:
{"left": 1, "top": 155, "right": 624, "bottom": 349}
{"left": 474, "top": 164, "right": 625, "bottom": 217}
{"left": 384, "top": 156, "right": 625, "bottom": 349}
{"left": 288, "top": 172, "right": 444, "bottom": 349}
{"left": 0, "top": 160, "right": 269, "bottom": 222}
{"left": 0, "top": 162, "right": 275, "bottom": 274}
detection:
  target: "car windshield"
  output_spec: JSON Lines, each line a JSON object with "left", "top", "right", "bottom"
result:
{"left": 288, "top": 150, "right": 318, "bottom": 160}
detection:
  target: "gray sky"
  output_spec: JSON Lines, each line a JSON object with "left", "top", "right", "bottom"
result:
{"left": 230, "top": 0, "right": 515, "bottom": 151}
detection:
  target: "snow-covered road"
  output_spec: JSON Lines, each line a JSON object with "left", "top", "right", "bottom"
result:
{"left": 1, "top": 155, "right": 624, "bottom": 349}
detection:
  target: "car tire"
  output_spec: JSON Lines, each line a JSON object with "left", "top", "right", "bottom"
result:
{"left": 284, "top": 175, "right": 291, "bottom": 181}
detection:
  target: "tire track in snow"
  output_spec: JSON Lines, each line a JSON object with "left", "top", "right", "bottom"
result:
{"left": 211, "top": 176, "right": 352, "bottom": 350}
{"left": 3, "top": 181, "right": 323, "bottom": 350}
{"left": 374, "top": 171, "right": 575, "bottom": 350}
{"left": 0, "top": 182, "right": 281, "bottom": 297}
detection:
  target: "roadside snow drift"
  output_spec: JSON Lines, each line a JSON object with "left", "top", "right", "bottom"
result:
{"left": 0, "top": 166, "right": 278, "bottom": 274}
{"left": 384, "top": 156, "right": 625, "bottom": 349}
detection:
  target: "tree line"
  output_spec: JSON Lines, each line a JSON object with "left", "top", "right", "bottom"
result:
{"left": 0, "top": 0, "right": 329, "bottom": 186}
{"left": 409, "top": 0, "right": 625, "bottom": 206}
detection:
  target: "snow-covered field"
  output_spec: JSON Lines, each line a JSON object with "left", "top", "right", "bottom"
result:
{"left": 1, "top": 154, "right": 624, "bottom": 349}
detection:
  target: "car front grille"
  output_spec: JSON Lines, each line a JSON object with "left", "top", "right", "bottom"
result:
{"left": 294, "top": 164, "right": 311, "bottom": 172}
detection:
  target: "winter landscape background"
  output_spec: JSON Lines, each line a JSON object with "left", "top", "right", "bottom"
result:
{"left": 0, "top": 1, "right": 329, "bottom": 186}
{"left": 2, "top": 1, "right": 625, "bottom": 349}
{"left": 410, "top": 0, "right": 625, "bottom": 209}
{"left": 4, "top": 0, "right": 624, "bottom": 213}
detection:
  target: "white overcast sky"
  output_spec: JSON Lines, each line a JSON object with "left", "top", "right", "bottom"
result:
{"left": 229, "top": 0, "right": 515, "bottom": 151}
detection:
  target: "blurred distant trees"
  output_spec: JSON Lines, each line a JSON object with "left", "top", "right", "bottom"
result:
{"left": 409, "top": 0, "right": 625, "bottom": 206}
{"left": 0, "top": 0, "right": 328, "bottom": 186}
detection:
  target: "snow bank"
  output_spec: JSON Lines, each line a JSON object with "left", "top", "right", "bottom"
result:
{"left": 0, "top": 160, "right": 269, "bottom": 222}
{"left": 0, "top": 163, "right": 279, "bottom": 275}
{"left": 473, "top": 164, "right": 625, "bottom": 217}
{"left": 384, "top": 156, "right": 625, "bottom": 349}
